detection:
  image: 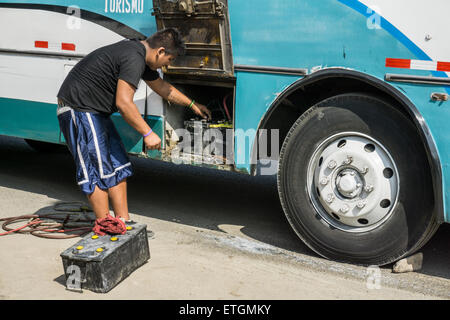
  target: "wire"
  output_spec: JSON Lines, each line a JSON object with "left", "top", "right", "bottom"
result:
{"left": 0, "top": 203, "right": 95, "bottom": 239}
{"left": 0, "top": 216, "right": 41, "bottom": 236}
{"left": 222, "top": 93, "right": 232, "bottom": 122}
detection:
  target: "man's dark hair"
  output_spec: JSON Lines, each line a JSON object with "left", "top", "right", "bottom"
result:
{"left": 145, "top": 28, "right": 186, "bottom": 56}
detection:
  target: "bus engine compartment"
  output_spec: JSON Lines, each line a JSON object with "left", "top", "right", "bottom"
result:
{"left": 162, "top": 83, "right": 235, "bottom": 168}
{"left": 152, "top": 0, "right": 236, "bottom": 168}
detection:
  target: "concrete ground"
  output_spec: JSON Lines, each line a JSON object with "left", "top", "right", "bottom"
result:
{"left": 0, "top": 135, "right": 449, "bottom": 300}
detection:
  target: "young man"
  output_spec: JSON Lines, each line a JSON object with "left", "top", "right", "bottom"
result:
{"left": 57, "top": 28, "right": 211, "bottom": 230}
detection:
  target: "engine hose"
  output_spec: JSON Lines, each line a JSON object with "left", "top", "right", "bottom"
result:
{"left": 222, "top": 93, "right": 232, "bottom": 122}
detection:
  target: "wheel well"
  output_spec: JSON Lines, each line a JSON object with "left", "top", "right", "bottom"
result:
{"left": 258, "top": 73, "right": 413, "bottom": 164}
{"left": 253, "top": 68, "right": 444, "bottom": 223}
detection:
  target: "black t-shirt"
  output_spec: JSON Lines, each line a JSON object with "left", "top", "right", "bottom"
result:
{"left": 57, "top": 38, "right": 160, "bottom": 115}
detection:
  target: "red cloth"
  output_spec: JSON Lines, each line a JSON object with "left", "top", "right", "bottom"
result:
{"left": 92, "top": 215, "right": 126, "bottom": 236}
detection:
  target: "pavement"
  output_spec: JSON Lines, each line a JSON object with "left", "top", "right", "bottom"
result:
{"left": 0, "top": 135, "right": 449, "bottom": 299}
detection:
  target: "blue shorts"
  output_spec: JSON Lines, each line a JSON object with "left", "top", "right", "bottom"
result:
{"left": 57, "top": 104, "right": 133, "bottom": 195}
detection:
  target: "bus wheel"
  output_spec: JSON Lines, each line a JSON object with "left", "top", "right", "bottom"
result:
{"left": 277, "top": 93, "right": 439, "bottom": 266}
{"left": 24, "top": 139, "right": 66, "bottom": 153}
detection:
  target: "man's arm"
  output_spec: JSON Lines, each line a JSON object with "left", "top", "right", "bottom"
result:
{"left": 116, "top": 79, "right": 161, "bottom": 150}
{"left": 145, "top": 78, "right": 212, "bottom": 120}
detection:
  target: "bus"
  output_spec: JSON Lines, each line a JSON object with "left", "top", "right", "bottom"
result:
{"left": 0, "top": 0, "right": 449, "bottom": 266}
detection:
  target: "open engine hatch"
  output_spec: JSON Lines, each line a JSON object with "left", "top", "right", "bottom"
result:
{"left": 152, "top": 0, "right": 234, "bottom": 86}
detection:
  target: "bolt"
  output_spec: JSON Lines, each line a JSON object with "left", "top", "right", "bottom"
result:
{"left": 326, "top": 194, "right": 335, "bottom": 203}
{"left": 340, "top": 204, "right": 349, "bottom": 213}
{"left": 320, "top": 177, "right": 329, "bottom": 185}
{"left": 343, "top": 156, "right": 353, "bottom": 165}
{"left": 357, "top": 201, "right": 366, "bottom": 209}
{"left": 356, "top": 183, "right": 362, "bottom": 188}
{"left": 364, "top": 185, "right": 374, "bottom": 193}
{"left": 327, "top": 160, "right": 337, "bottom": 169}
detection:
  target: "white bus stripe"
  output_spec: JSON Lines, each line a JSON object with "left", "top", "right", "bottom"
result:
{"left": 410, "top": 60, "right": 438, "bottom": 71}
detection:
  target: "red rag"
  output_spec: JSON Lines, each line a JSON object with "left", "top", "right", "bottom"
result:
{"left": 92, "top": 215, "right": 126, "bottom": 236}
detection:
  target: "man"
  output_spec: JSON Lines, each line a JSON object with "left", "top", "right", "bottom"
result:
{"left": 57, "top": 28, "right": 211, "bottom": 230}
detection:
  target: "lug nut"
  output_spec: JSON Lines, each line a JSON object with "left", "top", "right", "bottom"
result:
{"left": 327, "top": 160, "right": 337, "bottom": 169}
{"left": 364, "top": 185, "right": 374, "bottom": 193}
{"left": 357, "top": 201, "right": 366, "bottom": 209}
{"left": 343, "top": 156, "right": 353, "bottom": 165}
{"left": 320, "top": 177, "right": 329, "bottom": 185}
{"left": 326, "top": 194, "right": 335, "bottom": 203}
{"left": 340, "top": 204, "right": 349, "bottom": 213}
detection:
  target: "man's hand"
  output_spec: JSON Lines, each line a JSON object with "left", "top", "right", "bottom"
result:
{"left": 144, "top": 131, "right": 161, "bottom": 151}
{"left": 192, "top": 102, "right": 212, "bottom": 120}
{"left": 145, "top": 78, "right": 212, "bottom": 120}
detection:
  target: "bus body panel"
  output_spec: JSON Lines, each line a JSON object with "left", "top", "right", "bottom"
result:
{"left": 0, "top": 0, "right": 449, "bottom": 221}
{"left": 227, "top": 0, "right": 450, "bottom": 221}
{"left": 0, "top": 1, "right": 164, "bottom": 153}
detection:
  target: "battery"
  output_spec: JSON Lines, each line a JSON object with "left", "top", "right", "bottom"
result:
{"left": 60, "top": 221, "right": 150, "bottom": 293}
{"left": 183, "top": 119, "right": 232, "bottom": 159}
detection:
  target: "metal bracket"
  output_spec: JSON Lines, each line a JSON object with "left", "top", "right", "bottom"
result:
{"left": 431, "top": 92, "right": 449, "bottom": 102}
{"left": 178, "top": 0, "right": 195, "bottom": 16}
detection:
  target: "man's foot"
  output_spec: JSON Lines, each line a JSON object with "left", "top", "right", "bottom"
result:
{"left": 118, "top": 217, "right": 133, "bottom": 224}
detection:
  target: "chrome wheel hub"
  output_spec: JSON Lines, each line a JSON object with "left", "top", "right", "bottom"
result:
{"left": 336, "top": 168, "right": 363, "bottom": 199}
{"left": 307, "top": 132, "right": 399, "bottom": 232}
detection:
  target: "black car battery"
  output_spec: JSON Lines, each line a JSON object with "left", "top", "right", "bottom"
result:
{"left": 60, "top": 221, "right": 150, "bottom": 293}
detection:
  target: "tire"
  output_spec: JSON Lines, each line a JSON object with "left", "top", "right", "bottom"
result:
{"left": 24, "top": 139, "right": 67, "bottom": 153}
{"left": 277, "top": 93, "right": 439, "bottom": 266}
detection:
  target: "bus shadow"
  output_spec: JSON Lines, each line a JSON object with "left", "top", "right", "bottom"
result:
{"left": 0, "top": 135, "right": 449, "bottom": 281}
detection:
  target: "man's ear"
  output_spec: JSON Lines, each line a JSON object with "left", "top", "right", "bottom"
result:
{"left": 157, "top": 47, "right": 166, "bottom": 56}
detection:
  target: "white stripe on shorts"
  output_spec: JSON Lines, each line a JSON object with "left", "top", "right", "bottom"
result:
{"left": 70, "top": 110, "right": 89, "bottom": 185}
{"left": 86, "top": 113, "right": 131, "bottom": 180}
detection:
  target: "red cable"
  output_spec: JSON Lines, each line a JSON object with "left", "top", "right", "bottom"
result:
{"left": 223, "top": 93, "right": 232, "bottom": 122}
{"left": 0, "top": 219, "right": 42, "bottom": 236}
{"left": 38, "top": 227, "right": 91, "bottom": 233}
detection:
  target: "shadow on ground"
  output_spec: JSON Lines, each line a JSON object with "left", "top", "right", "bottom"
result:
{"left": 0, "top": 136, "right": 449, "bottom": 281}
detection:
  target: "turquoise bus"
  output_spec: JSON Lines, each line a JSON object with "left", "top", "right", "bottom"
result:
{"left": 1, "top": 0, "right": 449, "bottom": 266}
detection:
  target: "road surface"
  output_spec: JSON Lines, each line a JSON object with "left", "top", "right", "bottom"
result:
{"left": 0, "top": 136, "right": 449, "bottom": 299}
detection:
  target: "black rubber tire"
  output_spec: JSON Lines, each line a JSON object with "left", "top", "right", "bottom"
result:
{"left": 277, "top": 93, "right": 439, "bottom": 266}
{"left": 24, "top": 139, "right": 66, "bottom": 153}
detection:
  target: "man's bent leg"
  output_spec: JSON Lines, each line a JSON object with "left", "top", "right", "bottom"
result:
{"left": 108, "top": 179, "right": 130, "bottom": 221}
{"left": 87, "top": 186, "right": 110, "bottom": 220}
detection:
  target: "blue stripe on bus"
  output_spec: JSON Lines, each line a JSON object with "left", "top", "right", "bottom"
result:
{"left": 339, "top": 0, "right": 450, "bottom": 93}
